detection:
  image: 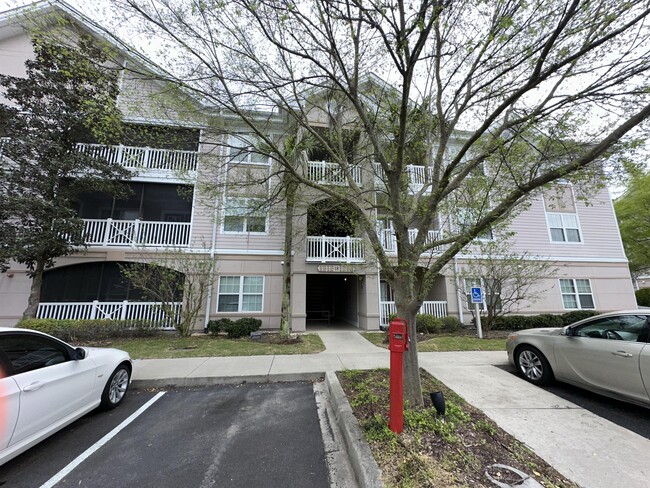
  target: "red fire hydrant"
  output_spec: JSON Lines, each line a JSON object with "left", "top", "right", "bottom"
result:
{"left": 388, "top": 317, "right": 408, "bottom": 433}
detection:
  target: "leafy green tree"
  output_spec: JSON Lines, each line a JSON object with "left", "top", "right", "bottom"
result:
{"left": 0, "top": 33, "right": 129, "bottom": 318}
{"left": 115, "top": 0, "right": 650, "bottom": 405}
{"left": 615, "top": 171, "right": 650, "bottom": 277}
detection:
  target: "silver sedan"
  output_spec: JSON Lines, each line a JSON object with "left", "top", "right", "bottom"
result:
{"left": 506, "top": 310, "right": 650, "bottom": 407}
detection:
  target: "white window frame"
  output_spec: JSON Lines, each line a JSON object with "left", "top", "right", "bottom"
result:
{"left": 546, "top": 212, "right": 582, "bottom": 244}
{"left": 227, "top": 134, "right": 271, "bottom": 165}
{"left": 217, "top": 276, "right": 265, "bottom": 313}
{"left": 559, "top": 278, "right": 595, "bottom": 310}
{"left": 221, "top": 197, "right": 268, "bottom": 234}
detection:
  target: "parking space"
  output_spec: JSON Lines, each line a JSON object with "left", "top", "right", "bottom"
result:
{"left": 499, "top": 365, "right": 650, "bottom": 440}
{"left": 541, "top": 381, "right": 650, "bottom": 440}
{"left": 0, "top": 382, "right": 330, "bottom": 488}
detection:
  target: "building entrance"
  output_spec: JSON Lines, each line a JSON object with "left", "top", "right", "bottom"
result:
{"left": 306, "top": 274, "right": 359, "bottom": 327}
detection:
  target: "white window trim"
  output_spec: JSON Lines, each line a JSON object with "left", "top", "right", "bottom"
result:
{"left": 545, "top": 211, "right": 583, "bottom": 244}
{"left": 220, "top": 197, "right": 269, "bottom": 235}
{"left": 217, "top": 276, "right": 265, "bottom": 313}
{"left": 543, "top": 185, "right": 584, "bottom": 245}
{"left": 559, "top": 278, "right": 595, "bottom": 310}
{"left": 227, "top": 134, "right": 271, "bottom": 166}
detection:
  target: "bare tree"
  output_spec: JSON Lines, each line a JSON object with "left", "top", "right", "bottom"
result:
{"left": 457, "top": 238, "right": 558, "bottom": 335}
{"left": 121, "top": 249, "right": 216, "bottom": 336}
{"left": 109, "top": 0, "right": 650, "bottom": 405}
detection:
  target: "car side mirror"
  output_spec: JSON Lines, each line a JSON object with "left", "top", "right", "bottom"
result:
{"left": 563, "top": 327, "right": 573, "bottom": 337}
{"left": 73, "top": 347, "right": 86, "bottom": 360}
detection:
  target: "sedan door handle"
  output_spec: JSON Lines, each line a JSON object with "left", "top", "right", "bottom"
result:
{"left": 23, "top": 381, "right": 45, "bottom": 391}
{"left": 611, "top": 351, "right": 633, "bottom": 358}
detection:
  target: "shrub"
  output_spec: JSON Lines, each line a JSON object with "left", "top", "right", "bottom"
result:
{"left": 207, "top": 318, "right": 233, "bottom": 336}
{"left": 440, "top": 315, "right": 462, "bottom": 333}
{"left": 416, "top": 314, "right": 443, "bottom": 334}
{"left": 560, "top": 310, "right": 600, "bottom": 326}
{"left": 17, "top": 318, "right": 161, "bottom": 342}
{"left": 224, "top": 317, "right": 262, "bottom": 339}
{"left": 636, "top": 288, "right": 650, "bottom": 307}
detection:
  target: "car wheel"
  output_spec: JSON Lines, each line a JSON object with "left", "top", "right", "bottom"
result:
{"left": 100, "top": 364, "right": 131, "bottom": 409}
{"left": 515, "top": 346, "right": 553, "bottom": 386}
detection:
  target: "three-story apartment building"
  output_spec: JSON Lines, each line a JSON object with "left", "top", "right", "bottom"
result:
{"left": 0, "top": 1, "right": 637, "bottom": 330}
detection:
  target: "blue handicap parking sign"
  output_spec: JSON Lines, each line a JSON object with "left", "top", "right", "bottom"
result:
{"left": 471, "top": 287, "right": 483, "bottom": 304}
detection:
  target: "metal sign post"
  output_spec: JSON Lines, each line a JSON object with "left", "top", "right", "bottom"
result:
{"left": 471, "top": 287, "right": 484, "bottom": 339}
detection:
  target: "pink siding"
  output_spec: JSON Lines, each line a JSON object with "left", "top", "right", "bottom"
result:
{"left": 507, "top": 188, "right": 626, "bottom": 260}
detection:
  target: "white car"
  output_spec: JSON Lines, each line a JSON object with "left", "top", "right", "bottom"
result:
{"left": 506, "top": 311, "right": 650, "bottom": 407}
{"left": 0, "top": 327, "right": 132, "bottom": 466}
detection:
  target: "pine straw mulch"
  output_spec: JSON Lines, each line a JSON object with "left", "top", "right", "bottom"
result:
{"left": 337, "top": 369, "right": 578, "bottom": 488}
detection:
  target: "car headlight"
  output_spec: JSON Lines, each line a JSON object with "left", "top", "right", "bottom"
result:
{"left": 507, "top": 333, "right": 519, "bottom": 342}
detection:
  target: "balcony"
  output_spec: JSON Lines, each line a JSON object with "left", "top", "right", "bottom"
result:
{"left": 82, "top": 219, "right": 191, "bottom": 247}
{"left": 307, "top": 161, "right": 362, "bottom": 186}
{"left": 76, "top": 143, "right": 198, "bottom": 174}
{"left": 306, "top": 236, "right": 365, "bottom": 263}
{"left": 379, "top": 301, "right": 448, "bottom": 326}
{"left": 379, "top": 228, "right": 443, "bottom": 253}
{"left": 373, "top": 163, "right": 432, "bottom": 193}
{"left": 37, "top": 300, "right": 180, "bottom": 329}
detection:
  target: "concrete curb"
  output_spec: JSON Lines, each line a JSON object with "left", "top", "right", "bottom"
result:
{"left": 325, "top": 372, "right": 385, "bottom": 488}
{"left": 131, "top": 372, "right": 325, "bottom": 389}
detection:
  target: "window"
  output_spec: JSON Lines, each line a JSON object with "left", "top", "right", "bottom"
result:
{"left": 217, "top": 276, "right": 264, "bottom": 312}
{"left": 228, "top": 135, "right": 269, "bottom": 165}
{"left": 464, "top": 278, "right": 501, "bottom": 311}
{"left": 560, "top": 279, "right": 594, "bottom": 309}
{"left": 223, "top": 198, "right": 267, "bottom": 233}
{"left": 0, "top": 334, "right": 69, "bottom": 375}
{"left": 573, "top": 315, "right": 648, "bottom": 341}
{"left": 547, "top": 213, "right": 581, "bottom": 243}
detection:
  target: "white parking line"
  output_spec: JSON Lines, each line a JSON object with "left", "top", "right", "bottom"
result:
{"left": 39, "top": 391, "right": 166, "bottom": 488}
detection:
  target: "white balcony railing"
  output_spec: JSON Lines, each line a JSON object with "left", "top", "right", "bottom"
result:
{"left": 82, "top": 219, "right": 191, "bottom": 247}
{"left": 307, "top": 161, "right": 362, "bottom": 186}
{"left": 373, "top": 163, "right": 431, "bottom": 191}
{"left": 306, "top": 235, "right": 365, "bottom": 263}
{"left": 37, "top": 300, "right": 180, "bottom": 329}
{"left": 76, "top": 143, "right": 198, "bottom": 173}
{"left": 379, "top": 301, "right": 448, "bottom": 326}
{"left": 379, "top": 228, "right": 443, "bottom": 253}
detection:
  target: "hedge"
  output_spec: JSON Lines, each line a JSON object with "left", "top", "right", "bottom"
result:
{"left": 17, "top": 318, "right": 162, "bottom": 342}
{"left": 636, "top": 288, "right": 650, "bottom": 307}
{"left": 207, "top": 317, "right": 263, "bottom": 339}
{"left": 492, "top": 310, "right": 600, "bottom": 331}
{"left": 415, "top": 314, "right": 442, "bottom": 334}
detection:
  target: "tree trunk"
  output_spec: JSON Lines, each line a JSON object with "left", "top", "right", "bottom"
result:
{"left": 394, "top": 278, "right": 424, "bottom": 407}
{"left": 400, "top": 307, "right": 423, "bottom": 407}
{"left": 280, "top": 178, "right": 298, "bottom": 338}
{"left": 23, "top": 258, "right": 45, "bottom": 319}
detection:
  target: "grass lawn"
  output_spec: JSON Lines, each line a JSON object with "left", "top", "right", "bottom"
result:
{"left": 362, "top": 331, "right": 506, "bottom": 351}
{"left": 79, "top": 333, "right": 325, "bottom": 359}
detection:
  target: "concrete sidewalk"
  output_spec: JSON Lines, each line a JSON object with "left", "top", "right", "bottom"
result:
{"left": 131, "top": 330, "right": 650, "bottom": 488}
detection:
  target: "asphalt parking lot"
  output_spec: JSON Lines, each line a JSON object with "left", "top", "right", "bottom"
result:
{"left": 0, "top": 382, "right": 330, "bottom": 488}
{"left": 500, "top": 366, "right": 650, "bottom": 440}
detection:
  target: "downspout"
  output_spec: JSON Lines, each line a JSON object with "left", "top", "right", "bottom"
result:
{"left": 203, "top": 130, "right": 218, "bottom": 333}
{"left": 453, "top": 256, "right": 464, "bottom": 324}
{"left": 203, "top": 195, "right": 218, "bottom": 333}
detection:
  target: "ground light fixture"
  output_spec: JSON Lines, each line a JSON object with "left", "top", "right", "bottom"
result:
{"left": 430, "top": 391, "right": 446, "bottom": 415}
